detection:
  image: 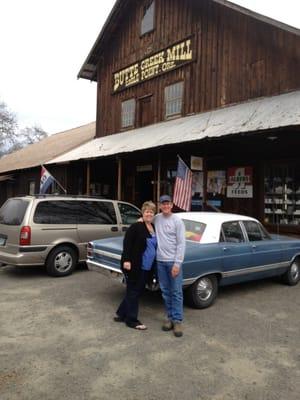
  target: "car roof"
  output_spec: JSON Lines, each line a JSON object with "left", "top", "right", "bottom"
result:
{"left": 177, "top": 212, "right": 259, "bottom": 244}
{"left": 177, "top": 211, "right": 258, "bottom": 224}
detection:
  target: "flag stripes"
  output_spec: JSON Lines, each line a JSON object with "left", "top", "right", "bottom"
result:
{"left": 173, "top": 157, "right": 193, "bottom": 211}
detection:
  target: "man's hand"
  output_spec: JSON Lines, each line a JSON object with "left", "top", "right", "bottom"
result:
{"left": 171, "top": 264, "right": 180, "bottom": 277}
{"left": 123, "top": 261, "right": 131, "bottom": 270}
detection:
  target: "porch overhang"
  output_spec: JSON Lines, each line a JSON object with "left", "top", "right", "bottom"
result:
{"left": 48, "top": 90, "right": 300, "bottom": 165}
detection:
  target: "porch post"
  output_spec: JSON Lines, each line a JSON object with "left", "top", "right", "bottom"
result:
{"left": 117, "top": 156, "right": 122, "bottom": 200}
{"left": 86, "top": 161, "right": 90, "bottom": 195}
{"left": 157, "top": 152, "right": 161, "bottom": 206}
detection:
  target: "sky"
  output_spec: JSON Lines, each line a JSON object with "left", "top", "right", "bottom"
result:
{"left": 0, "top": 0, "right": 299, "bottom": 135}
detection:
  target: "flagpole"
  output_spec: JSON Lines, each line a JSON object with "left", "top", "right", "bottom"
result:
{"left": 176, "top": 154, "right": 190, "bottom": 170}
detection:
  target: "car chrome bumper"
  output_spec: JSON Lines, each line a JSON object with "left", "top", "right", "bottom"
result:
{"left": 87, "top": 259, "right": 123, "bottom": 280}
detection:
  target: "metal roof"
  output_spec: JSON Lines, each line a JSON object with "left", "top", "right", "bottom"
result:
{"left": 0, "top": 122, "right": 95, "bottom": 174}
{"left": 48, "top": 90, "right": 300, "bottom": 165}
{"left": 78, "top": 0, "right": 300, "bottom": 81}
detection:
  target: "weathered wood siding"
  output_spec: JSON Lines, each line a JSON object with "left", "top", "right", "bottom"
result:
{"left": 96, "top": 0, "right": 300, "bottom": 137}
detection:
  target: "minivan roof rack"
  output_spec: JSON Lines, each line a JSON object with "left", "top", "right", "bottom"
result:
{"left": 27, "top": 194, "right": 106, "bottom": 199}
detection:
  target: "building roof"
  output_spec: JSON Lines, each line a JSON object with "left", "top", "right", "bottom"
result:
{"left": 78, "top": 0, "right": 300, "bottom": 81}
{"left": 0, "top": 122, "right": 95, "bottom": 174}
{"left": 48, "top": 90, "right": 300, "bottom": 165}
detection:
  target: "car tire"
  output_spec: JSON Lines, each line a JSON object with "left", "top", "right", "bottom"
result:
{"left": 282, "top": 260, "right": 300, "bottom": 286}
{"left": 186, "top": 274, "right": 218, "bottom": 309}
{"left": 46, "top": 245, "right": 77, "bottom": 277}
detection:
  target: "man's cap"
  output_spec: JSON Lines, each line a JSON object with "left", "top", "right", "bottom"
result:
{"left": 159, "top": 195, "right": 172, "bottom": 203}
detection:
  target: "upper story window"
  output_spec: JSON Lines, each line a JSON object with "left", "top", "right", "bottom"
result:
{"left": 141, "top": 1, "right": 155, "bottom": 35}
{"left": 165, "top": 81, "right": 184, "bottom": 118}
{"left": 121, "top": 98, "right": 136, "bottom": 128}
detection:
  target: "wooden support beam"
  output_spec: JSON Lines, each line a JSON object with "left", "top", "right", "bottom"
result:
{"left": 86, "top": 161, "right": 90, "bottom": 195}
{"left": 117, "top": 157, "right": 122, "bottom": 200}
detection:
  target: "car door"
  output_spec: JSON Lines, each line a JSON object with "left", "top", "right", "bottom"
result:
{"left": 241, "top": 220, "right": 284, "bottom": 277}
{"left": 116, "top": 202, "right": 141, "bottom": 233}
{"left": 76, "top": 200, "right": 121, "bottom": 259}
{"left": 220, "top": 220, "right": 253, "bottom": 283}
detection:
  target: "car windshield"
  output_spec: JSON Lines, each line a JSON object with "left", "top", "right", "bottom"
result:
{"left": 0, "top": 199, "right": 29, "bottom": 225}
{"left": 182, "top": 219, "right": 206, "bottom": 242}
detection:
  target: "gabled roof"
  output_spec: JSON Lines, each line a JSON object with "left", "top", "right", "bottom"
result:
{"left": 0, "top": 122, "right": 95, "bottom": 174}
{"left": 47, "top": 90, "right": 300, "bottom": 165}
{"left": 78, "top": 0, "right": 300, "bottom": 81}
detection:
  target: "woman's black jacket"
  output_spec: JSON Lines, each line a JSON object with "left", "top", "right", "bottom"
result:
{"left": 121, "top": 221, "right": 155, "bottom": 281}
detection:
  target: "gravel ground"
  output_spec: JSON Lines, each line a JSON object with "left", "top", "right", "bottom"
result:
{"left": 0, "top": 264, "right": 299, "bottom": 400}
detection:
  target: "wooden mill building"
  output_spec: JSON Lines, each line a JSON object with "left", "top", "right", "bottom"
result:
{"left": 2, "top": 0, "right": 300, "bottom": 236}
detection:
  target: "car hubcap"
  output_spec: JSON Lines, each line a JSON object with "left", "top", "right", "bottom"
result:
{"left": 291, "top": 263, "right": 299, "bottom": 281}
{"left": 196, "top": 277, "right": 213, "bottom": 301}
{"left": 54, "top": 252, "right": 72, "bottom": 272}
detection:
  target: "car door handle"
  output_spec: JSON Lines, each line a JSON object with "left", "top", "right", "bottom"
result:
{"left": 111, "top": 226, "right": 118, "bottom": 232}
{"left": 122, "top": 227, "right": 128, "bottom": 232}
{"left": 252, "top": 244, "right": 257, "bottom": 249}
{"left": 222, "top": 247, "right": 228, "bottom": 251}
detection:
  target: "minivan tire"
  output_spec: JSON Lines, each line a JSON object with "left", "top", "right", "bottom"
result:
{"left": 46, "top": 245, "right": 77, "bottom": 277}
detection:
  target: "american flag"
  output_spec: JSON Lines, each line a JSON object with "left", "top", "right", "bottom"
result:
{"left": 173, "top": 157, "right": 193, "bottom": 211}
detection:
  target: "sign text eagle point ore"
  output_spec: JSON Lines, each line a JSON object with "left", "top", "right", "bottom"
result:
{"left": 113, "top": 38, "right": 193, "bottom": 93}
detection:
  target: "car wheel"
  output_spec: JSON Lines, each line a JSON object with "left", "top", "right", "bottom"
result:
{"left": 186, "top": 274, "right": 218, "bottom": 309}
{"left": 282, "top": 260, "right": 300, "bottom": 286}
{"left": 46, "top": 246, "right": 77, "bottom": 277}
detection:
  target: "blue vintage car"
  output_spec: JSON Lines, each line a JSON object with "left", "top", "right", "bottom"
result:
{"left": 86, "top": 212, "right": 300, "bottom": 308}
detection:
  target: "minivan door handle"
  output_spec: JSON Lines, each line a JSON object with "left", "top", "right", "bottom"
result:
{"left": 111, "top": 226, "right": 118, "bottom": 232}
{"left": 122, "top": 227, "right": 128, "bottom": 232}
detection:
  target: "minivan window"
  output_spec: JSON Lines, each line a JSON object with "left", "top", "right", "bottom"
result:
{"left": 0, "top": 199, "right": 29, "bottom": 226}
{"left": 77, "top": 201, "right": 117, "bottom": 225}
{"left": 34, "top": 201, "right": 79, "bottom": 224}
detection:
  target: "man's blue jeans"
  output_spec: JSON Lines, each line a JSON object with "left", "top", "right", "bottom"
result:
{"left": 157, "top": 261, "right": 183, "bottom": 323}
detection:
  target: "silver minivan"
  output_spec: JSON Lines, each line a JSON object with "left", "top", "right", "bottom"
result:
{"left": 0, "top": 195, "right": 141, "bottom": 277}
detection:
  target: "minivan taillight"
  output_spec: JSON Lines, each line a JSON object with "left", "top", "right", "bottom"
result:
{"left": 20, "top": 226, "right": 31, "bottom": 246}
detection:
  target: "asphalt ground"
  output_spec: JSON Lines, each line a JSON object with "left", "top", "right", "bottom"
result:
{"left": 0, "top": 263, "right": 299, "bottom": 400}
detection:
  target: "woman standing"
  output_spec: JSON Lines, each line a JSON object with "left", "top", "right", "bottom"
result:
{"left": 114, "top": 201, "right": 157, "bottom": 330}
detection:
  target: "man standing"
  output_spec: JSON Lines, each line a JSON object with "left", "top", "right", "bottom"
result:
{"left": 155, "top": 195, "right": 186, "bottom": 337}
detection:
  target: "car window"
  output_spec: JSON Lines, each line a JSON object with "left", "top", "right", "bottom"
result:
{"left": 77, "top": 201, "right": 117, "bottom": 225}
{"left": 243, "top": 220, "right": 271, "bottom": 241}
{"left": 221, "top": 221, "right": 245, "bottom": 243}
{"left": 182, "top": 219, "right": 206, "bottom": 242}
{"left": 34, "top": 201, "right": 79, "bottom": 224}
{"left": 118, "top": 203, "right": 141, "bottom": 224}
{"left": 0, "top": 199, "right": 29, "bottom": 226}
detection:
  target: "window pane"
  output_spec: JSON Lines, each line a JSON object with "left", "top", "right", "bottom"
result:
{"left": 182, "top": 219, "right": 206, "bottom": 242}
{"left": 118, "top": 203, "right": 141, "bottom": 224}
{"left": 165, "top": 82, "right": 183, "bottom": 117}
{"left": 121, "top": 99, "right": 136, "bottom": 128}
{"left": 141, "top": 1, "right": 155, "bottom": 35}
{"left": 243, "top": 221, "right": 270, "bottom": 241}
{"left": 0, "top": 199, "right": 29, "bottom": 226}
{"left": 34, "top": 201, "right": 78, "bottom": 224}
{"left": 222, "top": 221, "right": 244, "bottom": 243}
{"left": 243, "top": 221, "right": 263, "bottom": 241}
{"left": 77, "top": 201, "right": 117, "bottom": 225}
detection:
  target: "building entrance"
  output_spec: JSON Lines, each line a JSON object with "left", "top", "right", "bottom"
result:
{"left": 136, "top": 169, "right": 153, "bottom": 207}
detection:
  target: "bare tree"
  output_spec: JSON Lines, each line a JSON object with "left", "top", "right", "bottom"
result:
{"left": 0, "top": 101, "right": 48, "bottom": 156}
{"left": 0, "top": 101, "right": 18, "bottom": 156}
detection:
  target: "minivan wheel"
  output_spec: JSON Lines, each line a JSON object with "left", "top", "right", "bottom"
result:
{"left": 46, "top": 246, "right": 77, "bottom": 277}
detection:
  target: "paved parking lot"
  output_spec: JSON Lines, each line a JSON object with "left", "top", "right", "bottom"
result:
{"left": 0, "top": 264, "right": 299, "bottom": 400}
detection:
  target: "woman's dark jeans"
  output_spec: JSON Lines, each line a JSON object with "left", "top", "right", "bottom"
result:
{"left": 116, "top": 270, "right": 149, "bottom": 327}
